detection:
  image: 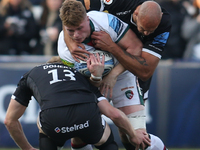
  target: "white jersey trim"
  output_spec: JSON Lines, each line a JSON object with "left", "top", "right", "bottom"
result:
{"left": 142, "top": 48, "right": 161, "bottom": 59}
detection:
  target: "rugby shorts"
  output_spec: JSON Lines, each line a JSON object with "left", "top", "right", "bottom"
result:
{"left": 39, "top": 103, "right": 105, "bottom": 147}
{"left": 109, "top": 71, "right": 144, "bottom": 108}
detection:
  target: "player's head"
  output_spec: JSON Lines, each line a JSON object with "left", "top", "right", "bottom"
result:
{"left": 133, "top": 1, "right": 163, "bottom": 36}
{"left": 60, "top": 0, "right": 90, "bottom": 43}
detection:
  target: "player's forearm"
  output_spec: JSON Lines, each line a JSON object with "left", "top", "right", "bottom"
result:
{"left": 5, "top": 120, "right": 33, "bottom": 150}
{"left": 106, "top": 44, "right": 151, "bottom": 81}
{"left": 108, "top": 63, "right": 126, "bottom": 78}
{"left": 112, "top": 109, "right": 136, "bottom": 139}
{"left": 63, "top": 25, "right": 75, "bottom": 50}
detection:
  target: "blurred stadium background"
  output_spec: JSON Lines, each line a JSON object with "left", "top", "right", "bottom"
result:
{"left": 0, "top": 56, "right": 200, "bottom": 149}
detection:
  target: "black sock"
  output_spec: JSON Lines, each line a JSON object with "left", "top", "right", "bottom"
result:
{"left": 39, "top": 133, "right": 57, "bottom": 150}
{"left": 95, "top": 130, "right": 118, "bottom": 150}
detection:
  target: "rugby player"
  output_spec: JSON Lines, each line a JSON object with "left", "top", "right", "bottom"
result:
{"left": 4, "top": 55, "right": 150, "bottom": 150}
{"left": 62, "top": 0, "right": 171, "bottom": 150}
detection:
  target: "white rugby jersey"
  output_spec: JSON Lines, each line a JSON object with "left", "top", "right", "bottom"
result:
{"left": 58, "top": 11, "right": 129, "bottom": 68}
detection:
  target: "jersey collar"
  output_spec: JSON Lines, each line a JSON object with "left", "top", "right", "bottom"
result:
{"left": 130, "top": 14, "right": 137, "bottom": 26}
{"left": 83, "top": 20, "right": 95, "bottom": 44}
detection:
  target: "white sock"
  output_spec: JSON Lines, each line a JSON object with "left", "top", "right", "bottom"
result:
{"left": 71, "top": 144, "right": 93, "bottom": 150}
{"left": 145, "top": 134, "right": 167, "bottom": 150}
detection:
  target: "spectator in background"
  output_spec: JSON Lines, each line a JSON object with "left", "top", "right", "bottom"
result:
{"left": 34, "top": 0, "right": 63, "bottom": 55}
{"left": 0, "top": 0, "right": 38, "bottom": 55}
{"left": 159, "top": 0, "right": 189, "bottom": 60}
{"left": 182, "top": 0, "right": 200, "bottom": 61}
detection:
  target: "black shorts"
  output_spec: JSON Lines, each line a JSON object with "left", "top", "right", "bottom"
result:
{"left": 39, "top": 103, "right": 105, "bottom": 147}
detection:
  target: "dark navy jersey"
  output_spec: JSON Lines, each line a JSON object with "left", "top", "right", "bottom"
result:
{"left": 79, "top": 0, "right": 171, "bottom": 58}
{"left": 12, "top": 63, "right": 103, "bottom": 110}
{"left": 78, "top": 0, "right": 172, "bottom": 95}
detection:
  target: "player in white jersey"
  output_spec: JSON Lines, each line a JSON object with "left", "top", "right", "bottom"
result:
{"left": 58, "top": 11, "right": 142, "bottom": 107}
{"left": 58, "top": 0, "right": 149, "bottom": 149}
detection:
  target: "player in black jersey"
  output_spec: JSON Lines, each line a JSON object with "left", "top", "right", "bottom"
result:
{"left": 63, "top": 0, "right": 171, "bottom": 150}
{"left": 4, "top": 55, "right": 150, "bottom": 150}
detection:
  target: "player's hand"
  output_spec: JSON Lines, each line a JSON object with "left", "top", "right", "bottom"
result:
{"left": 91, "top": 31, "right": 114, "bottom": 52}
{"left": 68, "top": 43, "right": 91, "bottom": 62}
{"left": 87, "top": 53, "right": 105, "bottom": 77}
{"left": 128, "top": 129, "right": 151, "bottom": 150}
{"left": 63, "top": 26, "right": 90, "bottom": 62}
{"left": 100, "top": 72, "right": 117, "bottom": 98}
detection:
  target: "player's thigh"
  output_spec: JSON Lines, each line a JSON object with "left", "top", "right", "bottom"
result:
{"left": 111, "top": 71, "right": 143, "bottom": 108}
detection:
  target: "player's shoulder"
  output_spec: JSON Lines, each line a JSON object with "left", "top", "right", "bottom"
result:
{"left": 87, "top": 11, "right": 115, "bottom": 25}
{"left": 87, "top": 10, "right": 108, "bottom": 17}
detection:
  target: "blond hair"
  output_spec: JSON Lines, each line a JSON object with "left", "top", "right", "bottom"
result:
{"left": 59, "top": 0, "right": 86, "bottom": 27}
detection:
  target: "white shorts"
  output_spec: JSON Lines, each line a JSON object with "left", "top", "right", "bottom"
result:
{"left": 109, "top": 71, "right": 144, "bottom": 108}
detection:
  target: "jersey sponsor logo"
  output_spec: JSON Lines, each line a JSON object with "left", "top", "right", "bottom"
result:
{"left": 107, "top": 14, "right": 124, "bottom": 36}
{"left": 125, "top": 90, "right": 133, "bottom": 99}
{"left": 54, "top": 127, "right": 61, "bottom": 133}
{"left": 55, "top": 120, "right": 90, "bottom": 133}
{"left": 104, "top": 0, "right": 113, "bottom": 5}
{"left": 116, "top": 10, "right": 131, "bottom": 16}
{"left": 152, "top": 32, "right": 170, "bottom": 46}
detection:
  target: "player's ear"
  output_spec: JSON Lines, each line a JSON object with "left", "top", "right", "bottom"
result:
{"left": 134, "top": 11, "right": 138, "bottom": 17}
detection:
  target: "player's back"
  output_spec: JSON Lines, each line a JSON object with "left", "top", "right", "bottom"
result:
{"left": 27, "top": 63, "right": 98, "bottom": 110}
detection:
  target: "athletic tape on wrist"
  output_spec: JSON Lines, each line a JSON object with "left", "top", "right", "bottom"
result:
{"left": 91, "top": 74, "right": 102, "bottom": 80}
{"left": 90, "top": 77, "right": 102, "bottom": 82}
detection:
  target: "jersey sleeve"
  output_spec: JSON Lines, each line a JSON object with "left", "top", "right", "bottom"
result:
{"left": 57, "top": 31, "right": 76, "bottom": 67}
{"left": 12, "top": 72, "right": 32, "bottom": 107}
{"left": 142, "top": 31, "right": 170, "bottom": 59}
{"left": 89, "top": 82, "right": 107, "bottom": 102}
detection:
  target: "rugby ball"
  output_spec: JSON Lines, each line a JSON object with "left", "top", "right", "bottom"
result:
{"left": 74, "top": 50, "right": 114, "bottom": 77}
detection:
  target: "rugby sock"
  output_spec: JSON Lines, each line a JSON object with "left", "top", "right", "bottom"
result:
{"left": 145, "top": 134, "right": 168, "bottom": 150}
{"left": 71, "top": 143, "right": 93, "bottom": 150}
{"left": 95, "top": 130, "right": 118, "bottom": 150}
{"left": 39, "top": 133, "right": 57, "bottom": 150}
